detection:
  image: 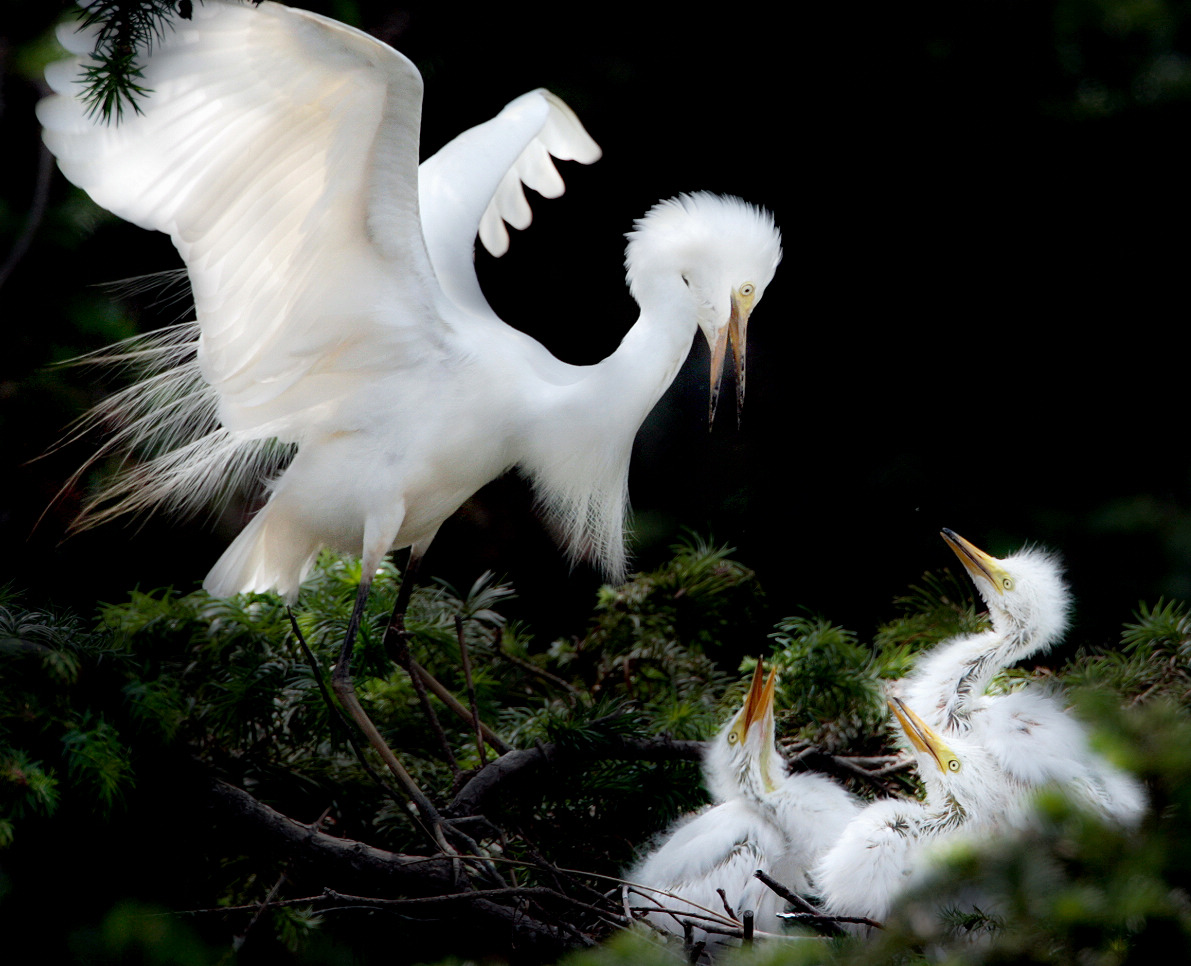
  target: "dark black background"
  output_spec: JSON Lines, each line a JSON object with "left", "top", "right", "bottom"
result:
{"left": 4, "top": 0, "right": 1191, "bottom": 654}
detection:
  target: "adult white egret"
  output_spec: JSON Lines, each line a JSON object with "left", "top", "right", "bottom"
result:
{"left": 814, "top": 697, "right": 1011, "bottom": 925}
{"left": 39, "top": 0, "right": 781, "bottom": 604}
{"left": 900, "top": 530, "right": 1145, "bottom": 826}
{"left": 629, "top": 664, "right": 860, "bottom": 952}
{"left": 38, "top": 0, "right": 782, "bottom": 828}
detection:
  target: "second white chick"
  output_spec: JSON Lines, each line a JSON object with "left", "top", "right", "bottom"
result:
{"left": 629, "top": 664, "right": 860, "bottom": 952}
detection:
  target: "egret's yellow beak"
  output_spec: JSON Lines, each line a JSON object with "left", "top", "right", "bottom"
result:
{"left": 889, "top": 697, "right": 960, "bottom": 775}
{"left": 729, "top": 662, "right": 778, "bottom": 744}
{"left": 941, "top": 528, "right": 1013, "bottom": 595}
{"left": 708, "top": 287, "right": 756, "bottom": 430}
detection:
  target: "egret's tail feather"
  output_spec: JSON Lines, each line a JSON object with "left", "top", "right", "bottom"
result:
{"left": 203, "top": 509, "right": 319, "bottom": 602}
{"left": 53, "top": 320, "right": 294, "bottom": 532}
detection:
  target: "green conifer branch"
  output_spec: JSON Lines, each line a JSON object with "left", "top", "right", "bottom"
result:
{"left": 75, "top": 0, "right": 192, "bottom": 121}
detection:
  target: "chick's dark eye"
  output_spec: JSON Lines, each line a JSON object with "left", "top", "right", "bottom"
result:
{"left": 681, "top": 274, "right": 691, "bottom": 288}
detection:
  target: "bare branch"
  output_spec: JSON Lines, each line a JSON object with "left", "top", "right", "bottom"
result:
{"left": 204, "top": 780, "right": 591, "bottom": 958}
{"left": 447, "top": 734, "right": 705, "bottom": 818}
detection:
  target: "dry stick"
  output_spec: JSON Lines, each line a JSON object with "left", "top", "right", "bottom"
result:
{"left": 408, "top": 657, "right": 512, "bottom": 754}
{"left": 455, "top": 616, "right": 487, "bottom": 768}
{"left": 385, "top": 614, "right": 460, "bottom": 777}
{"left": 318, "top": 885, "right": 619, "bottom": 933}
{"left": 779, "top": 911, "right": 884, "bottom": 930}
{"left": 625, "top": 887, "right": 738, "bottom": 931}
{"left": 332, "top": 668, "right": 449, "bottom": 849}
{"left": 287, "top": 609, "right": 403, "bottom": 801}
{"left": 753, "top": 870, "right": 882, "bottom": 934}
{"left": 231, "top": 871, "right": 287, "bottom": 951}
{"left": 185, "top": 888, "right": 603, "bottom": 945}
{"left": 742, "top": 910, "right": 754, "bottom": 944}
{"left": 716, "top": 888, "right": 736, "bottom": 920}
{"left": 753, "top": 869, "right": 821, "bottom": 916}
{"left": 299, "top": 611, "right": 498, "bottom": 883}
{"left": 496, "top": 639, "right": 582, "bottom": 696}
{"left": 331, "top": 581, "right": 452, "bottom": 855}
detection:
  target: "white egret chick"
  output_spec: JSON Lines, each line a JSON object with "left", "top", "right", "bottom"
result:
{"left": 814, "top": 698, "right": 1010, "bottom": 925}
{"left": 630, "top": 664, "right": 859, "bottom": 952}
{"left": 901, "top": 529, "right": 1072, "bottom": 732}
{"left": 901, "top": 530, "right": 1145, "bottom": 827}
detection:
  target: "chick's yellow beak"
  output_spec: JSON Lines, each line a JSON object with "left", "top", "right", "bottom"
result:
{"left": 731, "top": 662, "right": 777, "bottom": 743}
{"left": 941, "top": 528, "right": 1013, "bottom": 595}
{"left": 889, "top": 697, "right": 959, "bottom": 775}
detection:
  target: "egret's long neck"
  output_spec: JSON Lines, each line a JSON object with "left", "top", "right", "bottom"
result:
{"left": 582, "top": 273, "right": 699, "bottom": 422}
{"left": 513, "top": 272, "right": 702, "bottom": 584}
{"left": 905, "top": 630, "right": 999, "bottom": 732}
{"left": 911, "top": 621, "right": 1045, "bottom": 733}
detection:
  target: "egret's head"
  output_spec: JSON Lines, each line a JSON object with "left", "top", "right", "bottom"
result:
{"left": 889, "top": 697, "right": 1005, "bottom": 822}
{"left": 942, "top": 529, "right": 1070, "bottom": 652}
{"left": 704, "top": 662, "right": 787, "bottom": 803}
{"left": 624, "top": 192, "right": 782, "bottom": 428}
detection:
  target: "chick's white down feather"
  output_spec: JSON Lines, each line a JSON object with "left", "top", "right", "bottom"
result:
{"left": 38, "top": 0, "right": 782, "bottom": 600}
{"left": 630, "top": 667, "right": 859, "bottom": 949}
{"left": 899, "top": 531, "right": 1146, "bottom": 827}
{"left": 818, "top": 536, "right": 1147, "bottom": 928}
{"left": 814, "top": 701, "right": 1017, "bottom": 925}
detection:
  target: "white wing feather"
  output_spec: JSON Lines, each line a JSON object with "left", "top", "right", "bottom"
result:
{"left": 39, "top": 0, "right": 437, "bottom": 442}
{"left": 39, "top": 2, "right": 599, "bottom": 533}
{"left": 629, "top": 799, "right": 788, "bottom": 943}
{"left": 420, "top": 89, "right": 601, "bottom": 320}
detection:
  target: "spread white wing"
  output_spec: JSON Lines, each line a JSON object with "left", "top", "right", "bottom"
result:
{"left": 38, "top": 0, "right": 599, "bottom": 529}
{"left": 419, "top": 88, "right": 601, "bottom": 320}
{"left": 39, "top": 0, "right": 438, "bottom": 441}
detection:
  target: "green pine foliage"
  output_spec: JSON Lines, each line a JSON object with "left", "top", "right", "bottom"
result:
{"left": 4, "top": 541, "right": 1191, "bottom": 963}
{"left": 0, "top": 594, "right": 136, "bottom": 845}
{"left": 75, "top": 0, "right": 188, "bottom": 121}
{"left": 765, "top": 615, "right": 888, "bottom": 752}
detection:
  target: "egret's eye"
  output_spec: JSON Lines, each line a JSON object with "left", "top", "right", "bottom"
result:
{"left": 1002, "top": 577, "right": 1015, "bottom": 591}
{"left": 740, "top": 283, "right": 755, "bottom": 297}
{"left": 727, "top": 732, "right": 738, "bottom": 745}
{"left": 947, "top": 758, "right": 961, "bottom": 772}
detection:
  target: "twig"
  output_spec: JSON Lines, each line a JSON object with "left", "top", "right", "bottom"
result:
{"left": 754, "top": 870, "right": 869, "bottom": 936}
{"left": 408, "top": 657, "right": 513, "bottom": 754}
{"left": 753, "top": 869, "right": 820, "bottom": 916}
{"left": 319, "top": 885, "right": 621, "bottom": 927}
{"left": 387, "top": 618, "right": 460, "bottom": 777}
{"left": 286, "top": 608, "right": 402, "bottom": 802}
{"left": 456, "top": 615, "right": 487, "bottom": 767}
{"left": 778, "top": 911, "right": 884, "bottom": 929}
{"left": 716, "top": 888, "right": 736, "bottom": 920}
{"left": 231, "top": 871, "right": 287, "bottom": 951}
{"left": 204, "top": 781, "right": 590, "bottom": 957}
{"left": 495, "top": 639, "right": 582, "bottom": 696}
{"left": 448, "top": 734, "right": 705, "bottom": 817}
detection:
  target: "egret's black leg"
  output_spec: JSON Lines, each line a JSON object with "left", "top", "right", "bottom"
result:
{"left": 385, "top": 547, "right": 422, "bottom": 640}
{"left": 329, "top": 573, "right": 450, "bottom": 849}
{"left": 382, "top": 551, "right": 511, "bottom": 755}
{"left": 380, "top": 552, "right": 460, "bottom": 773}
